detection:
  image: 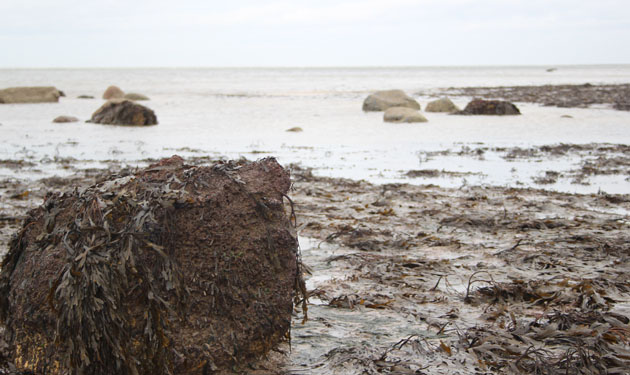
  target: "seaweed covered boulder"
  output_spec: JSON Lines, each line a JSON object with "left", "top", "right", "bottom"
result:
{"left": 0, "top": 156, "right": 303, "bottom": 374}
{"left": 455, "top": 99, "right": 521, "bottom": 115}
{"left": 89, "top": 99, "right": 158, "bottom": 126}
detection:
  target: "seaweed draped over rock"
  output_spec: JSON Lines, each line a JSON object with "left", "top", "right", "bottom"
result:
{"left": 0, "top": 156, "right": 305, "bottom": 374}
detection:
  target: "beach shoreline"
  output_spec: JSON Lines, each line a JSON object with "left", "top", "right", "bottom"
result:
{"left": 1, "top": 155, "right": 629, "bottom": 373}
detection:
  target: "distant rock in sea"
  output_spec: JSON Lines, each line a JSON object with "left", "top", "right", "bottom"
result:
{"left": 77, "top": 95, "right": 94, "bottom": 99}
{"left": 425, "top": 97, "right": 460, "bottom": 113}
{"left": 124, "top": 93, "right": 150, "bottom": 101}
{"left": 455, "top": 99, "right": 521, "bottom": 115}
{"left": 363, "top": 90, "right": 420, "bottom": 111}
{"left": 53, "top": 115, "right": 79, "bottom": 123}
{"left": 0, "top": 86, "right": 63, "bottom": 104}
{"left": 89, "top": 99, "right": 157, "bottom": 126}
{"left": 286, "top": 127, "right": 303, "bottom": 132}
{"left": 102, "top": 85, "right": 125, "bottom": 100}
{"left": 383, "top": 107, "right": 428, "bottom": 123}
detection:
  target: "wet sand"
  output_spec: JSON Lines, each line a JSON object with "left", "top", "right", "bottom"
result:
{"left": 286, "top": 166, "right": 630, "bottom": 374}
{"left": 1, "top": 151, "right": 629, "bottom": 374}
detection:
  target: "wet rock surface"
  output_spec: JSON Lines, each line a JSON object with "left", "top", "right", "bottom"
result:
{"left": 0, "top": 156, "right": 302, "bottom": 374}
{"left": 0, "top": 87, "right": 63, "bottom": 104}
{"left": 426, "top": 83, "right": 630, "bottom": 111}
{"left": 455, "top": 99, "right": 521, "bottom": 115}
{"left": 362, "top": 90, "right": 420, "bottom": 112}
{"left": 89, "top": 99, "right": 158, "bottom": 126}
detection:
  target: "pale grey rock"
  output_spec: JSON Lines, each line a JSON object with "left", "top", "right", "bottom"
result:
{"left": 363, "top": 90, "right": 420, "bottom": 111}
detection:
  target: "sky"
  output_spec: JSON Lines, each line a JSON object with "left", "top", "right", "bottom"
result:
{"left": 1, "top": 0, "right": 629, "bottom": 67}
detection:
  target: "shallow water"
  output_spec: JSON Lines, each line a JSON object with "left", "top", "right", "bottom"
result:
{"left": 1, "top": 66, "right": 630, "bottom": 194}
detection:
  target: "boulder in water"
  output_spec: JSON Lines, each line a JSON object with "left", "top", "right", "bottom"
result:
{"left": 455, "top": 99, "right": 521, "bottom": 115}
{"left": 383, "top": 107, "right": 428, "bottom": 123}
{"left": 124, "top": 93, "right": 150, "bottom": 101}
{"left": 89, "top": 99, "right": 158, "bottom": 126}
{"left": 0, "top": 156, "right": 304, "bottom": 374}
{"left": 52, "top": 115, "right": 79, "bottom": 123}
{"left": 362, "top": 90, "right": 420, "bottom": 111}
{"left": 425, "top": 97, "right": 460, "bottom": 113}
{"left": 102, "top": 85, "right": 125, "bottom": 100}
{"left": 0, "top": 87, "right": 63, "bottom": 104}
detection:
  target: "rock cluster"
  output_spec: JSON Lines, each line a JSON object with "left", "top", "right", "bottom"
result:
{"left": 431, "top": 83, "right": 630, "bottom": 111}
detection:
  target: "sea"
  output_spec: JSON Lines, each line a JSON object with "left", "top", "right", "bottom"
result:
{"left": 1, "top": 65, "right": 630, "bottom": 194}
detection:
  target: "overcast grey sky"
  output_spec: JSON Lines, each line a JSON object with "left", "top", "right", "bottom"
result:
{"left": 1, "top": 0, "right": 629, "bottom": 67}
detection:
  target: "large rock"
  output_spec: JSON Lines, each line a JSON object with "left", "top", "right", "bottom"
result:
{"left": 0, "top": 87, "right": 63, "bottom": 104}
{"left": 89, "top": 99, "right": 158, "bottom": 126}
{"left": 0, "top": 156, "right": 303, "bottom": 374}
{"left": 383, "top": 107, "right": 428, "bottom": 123}
{"left": 455, "top": 99, "right": 521, "bottom": 115}
{"left": 425, "top": 97, "right": 460, "bottom": 113}
{"left": 124, "top": 93, "right": 150, "bottom": 101}
{"left": 363, "top": 90, "right": 420, "bottom": 111}
{"left": 102, "top": 85, "right": 125, "bottom": 100}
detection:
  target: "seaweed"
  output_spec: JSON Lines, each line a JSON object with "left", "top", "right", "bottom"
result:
{"left": 0, "top": 157, "right": 303, "bottom": 374}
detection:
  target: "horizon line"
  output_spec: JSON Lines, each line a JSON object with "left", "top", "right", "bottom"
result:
{"left": 1, "top": 63, "right": 630, "bottom": 70}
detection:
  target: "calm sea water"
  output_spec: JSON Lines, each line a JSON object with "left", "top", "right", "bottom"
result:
{"left": 1, "top": 65, "right": 630, "bottom": 193}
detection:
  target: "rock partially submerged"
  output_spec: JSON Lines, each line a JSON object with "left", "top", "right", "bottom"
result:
{"left": 383, "top": 107, "right": 427, "bottom": 123}
{"left": 0, "top": 86, "right": 63, "bottom": 104}
{"left": 0, "top": 156, "right": 304, "bottom": 374}
{"left": 124, "top": 93, "right": 150, "bottom": 101}
{"left": 425, "top": 97, "right": 460, "bottom": 113}
{"left": 53, "top": 115, "right": 79, "bottom": 123}
{"left": 89, "top": 99, "right": 158, "bottom": 126}
{"left": 102, "top": 85, "right": 125, "bottom": 100}
{"left": 363, "top": 90, "right": 420, "bottom": 111}
{"left": 455, "top": 99, "right": 521, "bottom": 115}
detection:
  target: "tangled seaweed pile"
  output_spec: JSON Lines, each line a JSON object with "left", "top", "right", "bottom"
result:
{"left": 0, "top": 156, "right": 305, "bottom": 374}
{"left": 286, "top": 167, "right": 630, "bottom": 374}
